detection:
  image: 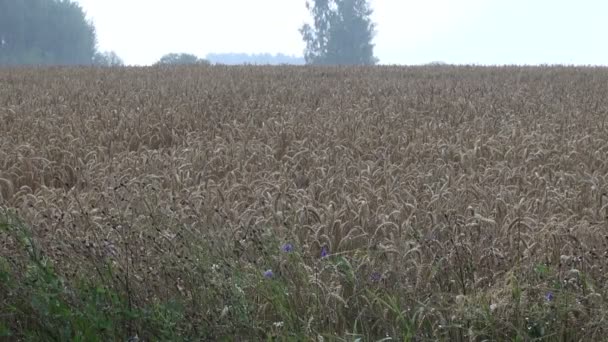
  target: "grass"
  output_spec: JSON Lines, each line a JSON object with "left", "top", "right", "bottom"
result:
{"left": 2, "top": 210, "right": 596, "bottom": 341}
{"left": 1, "top": 65, "right": 608, "bottom": 340}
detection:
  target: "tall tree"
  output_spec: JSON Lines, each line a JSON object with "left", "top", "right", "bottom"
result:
{"left": 300, "top": 0, "right": 378, "bottom": 65}
{"left": 0, "top": 0, "right": 97, "bottom": 66}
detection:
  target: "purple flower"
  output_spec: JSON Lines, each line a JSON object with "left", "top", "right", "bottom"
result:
{"left": 321, "top": 246, "right": 329, "bottom": 258}
{"left": 281, "top": 243, "right": 294, "bottom": 253}
{"left": 545, "top": 291, "right": 554, "bottom": 302}
{"left": 263, "top": 269, "right": 274, "bottom": 278}
{"left": 370, "top": 272, "right": 382, "bottom": 282}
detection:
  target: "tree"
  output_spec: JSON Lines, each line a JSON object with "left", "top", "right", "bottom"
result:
{"left": 300, "top": 0, "right": 378, "bottom": 65}
{"left": 0, "top": 0, "right": 97, "bottom": 66}
{"left": 205, "top": 53, "right": 305, "bottom": 65}
{"left": 155, "top": 53, "right": 210, "bottom": 66}
{"left": 93, "top": 51, "right": 124, "bottom": 67}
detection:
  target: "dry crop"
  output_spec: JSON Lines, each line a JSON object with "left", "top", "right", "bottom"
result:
{"left": 1, "top": 65, "right": 608, "bottom": 340}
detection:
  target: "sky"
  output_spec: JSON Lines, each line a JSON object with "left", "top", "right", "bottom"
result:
{"left": 74, "top": 0, "right": 608, "bottom": 66}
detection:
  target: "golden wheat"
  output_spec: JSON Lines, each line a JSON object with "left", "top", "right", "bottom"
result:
{"left": 1, "top": 65, "right": 608, "bottom": 339}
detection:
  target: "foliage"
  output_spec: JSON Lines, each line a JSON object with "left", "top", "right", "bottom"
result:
{"left": 0, "top": 0, "right": 97, "bottom": 66}
{"left": 300, "top": 0, "right": 377, "bottom": 65}
{"left": 93, "top": 51, "right": 124, "bottom": 67}
{"left": 0, "top": 211, "right": 190, "bottom": 341}
{"left": 1, "top": 65, "right": 608, "bottom": 340}
{"left": 155, "top": 53, "right": 210, "bottom": 66}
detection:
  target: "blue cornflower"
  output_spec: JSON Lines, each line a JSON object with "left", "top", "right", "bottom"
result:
{"left": 281, "top": 243, "right": 294, "bottom": 253}
{"left": 545, "top": 291, "right": 554, "bottom": 302}
{"left": 370, "top": 272, "right": 382, "bottom": 282}
{"left": 263, "top": 269, "right": 274, "bottom": 279}
{"left": 321, "top": 246, "right": 329, "bottom": 258}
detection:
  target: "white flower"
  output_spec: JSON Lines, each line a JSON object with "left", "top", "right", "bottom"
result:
{"left": 273, "top": 321, "right": 284, "bottom": 328}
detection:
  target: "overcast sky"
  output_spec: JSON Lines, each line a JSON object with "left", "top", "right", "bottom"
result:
{"left": 74, "top": 0, "right": 608, "bottom": 66}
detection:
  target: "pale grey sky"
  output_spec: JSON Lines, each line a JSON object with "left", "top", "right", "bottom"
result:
{"left": 75, "top": 0, "right": 607, "bottom": 66}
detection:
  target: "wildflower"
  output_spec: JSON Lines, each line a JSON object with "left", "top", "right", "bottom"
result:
{"left": 370, "top": 272, "right": 382, "bottom": 282}
{"left": 545, "top": 291, "right": 554, "bottom": 302}
{"left": 281, "top": 243, "right": 294, "bottom": 253}
{"left": 321, "top": 246, "right": 329, "bottom": 258}
{"left": 263, "top": 269, "right": 274, "bottom": 278}
{"left": 273, "top": 321, "right": 284, "bottom": 328}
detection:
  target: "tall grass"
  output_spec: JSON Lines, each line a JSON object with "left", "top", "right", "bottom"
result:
{"left": 1, "top": 65, "right": 608, "bottom": 340}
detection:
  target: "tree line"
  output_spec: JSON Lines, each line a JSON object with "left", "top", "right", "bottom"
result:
{"left": 205, "top": 53, "right": 305, "bottom": 65}
{"left": 0, "top": 0, "right": 377, "bottom": 67}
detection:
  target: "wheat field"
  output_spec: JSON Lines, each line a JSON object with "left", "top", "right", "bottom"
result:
{"left": 1, "top": 65, "right": 608, "bottom": 340}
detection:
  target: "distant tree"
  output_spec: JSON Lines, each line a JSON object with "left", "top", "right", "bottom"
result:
{"left": 427, "top": 61, "right": 448, "bottom": 66}
{"left": 300, "top": 0, "right": 378, "bottom": 65}
{"left": 205, "top": 53, "right": 305, "bottom": 65}
{"left": 93, "top": 51, "right": 124, "bottom": 67}
{"left": 155, "top": 53, "right": 210, "bottom": 66}
{"left": 0, "top": 0, "right": 97, "bottom": 66}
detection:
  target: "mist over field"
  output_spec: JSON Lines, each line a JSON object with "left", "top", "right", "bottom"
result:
{"left": 2, "top": 0, "right": 606, "bottom": 66}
